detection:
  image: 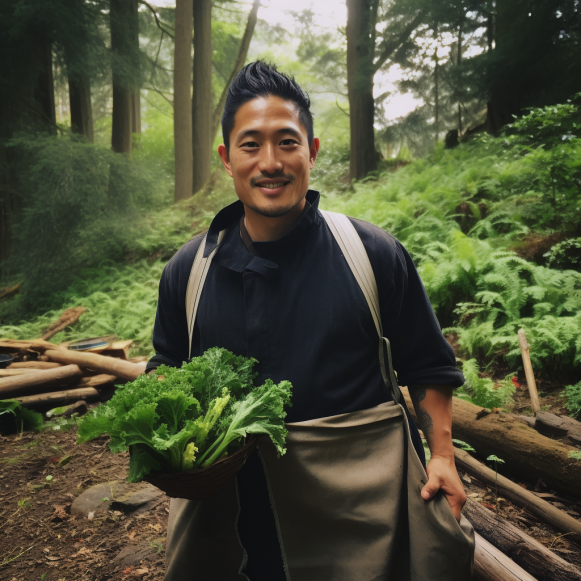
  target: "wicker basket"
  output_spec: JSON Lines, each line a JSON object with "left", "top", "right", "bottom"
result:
{"left": 144, "top": 436, "right": 258, "bottom": 501}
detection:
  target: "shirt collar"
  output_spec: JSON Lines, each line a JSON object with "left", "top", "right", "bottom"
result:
{"left": 203, "top": 189, "right": 321, "bottom": 257}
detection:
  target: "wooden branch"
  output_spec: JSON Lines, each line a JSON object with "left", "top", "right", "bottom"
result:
{"left": 0, "top": 369, "right": 40, "bottom": 377}
{"left": 455, "top": 448, "right": 581, "bottom": 546}
{"left": 211, "top": 0, "right": 261, "bottom": 138}
{"left": 0, "top": 283, "right": 22, "bottom": 301}
{"left": 519, "top": 329, "right": 540, "bottom": 413}
{"left": 373, "top": 10, "right": 424, "bottom": 73}
{"left": 44, "top": 350, "right": 145, "bottom": 381}
{"left": 8, "top": 362, "right": 63, "bottom": 370}
{"left": 401, "top": 387, "right": 581, "bottom": 498}
{"left": 139, "top": 0, "right": 175, "bottom": 39}
{"left": 39, "top": 307, "right": 87, "bottom": 341}
{"left": 76, "top": 374, "right": 118, "bottom": 388}
{"left": 464, "top": 498, "right": 581, "bottom": 581}
{"left": 0, "top": 339, "right": 59, "bottom": 353}
{"left": 15, "top": 387, "right": 100, "bottom": 407}
{"left": 0, "top": 365, "right": 84, "bottom": 398}
{"left": 474, "top": 533, "right": 537, "bottom": 581}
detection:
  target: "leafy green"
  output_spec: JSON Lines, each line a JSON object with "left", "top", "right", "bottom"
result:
{"left": 0, "top": 400, "right": 43, "bottom": 433}
{"left": 77, "top": 347, "right": 292, "bottom": 482}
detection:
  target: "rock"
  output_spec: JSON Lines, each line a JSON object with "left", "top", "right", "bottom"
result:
{"left": 71, "top": 481, "right": 164, "bottom": 518}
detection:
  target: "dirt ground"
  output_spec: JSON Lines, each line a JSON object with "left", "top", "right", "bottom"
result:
{"left": 1, "top": 406, "right": 580, "bottom": 580}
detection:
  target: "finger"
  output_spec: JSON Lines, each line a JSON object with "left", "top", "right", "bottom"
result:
{"left": 421, "top": 475, "right": 442, "bottom": 500}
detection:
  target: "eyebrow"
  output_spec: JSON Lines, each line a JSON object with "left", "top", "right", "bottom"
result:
{"left": 237, "top": 127, "right": 302, "bottom": 143}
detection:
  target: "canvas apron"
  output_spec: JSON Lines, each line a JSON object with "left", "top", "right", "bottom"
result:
{"left": 165, "top": 211, "right": 475, "bottom": 580}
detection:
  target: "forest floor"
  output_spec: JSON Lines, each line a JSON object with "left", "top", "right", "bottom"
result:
{"left": 0, "top": 395, "right": 580, "bottom": 581}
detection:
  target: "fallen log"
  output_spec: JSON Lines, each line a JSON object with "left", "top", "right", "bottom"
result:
{"left": 455, "top": 448, "right": 581, "bottom": 546}
{"left": 401, "top": 388, "right": 581, "bottom": 498}
{"left": 474, "top": 532, "right": 537, "bottom": 581}
{"left": 464, "top": 498, "right": 581, "bottom": 581}
{"left": 0, "top": 365, "right": 84, "bottom": 399}
{"left": 8, "top": 361, "right": 63, "bottom": 370}
{"left": 0, "top": 282, "right": 21, "bottom": 301}
{"left": 39, "top": 307, "right": 87, "bottom": 341}
{"left": 15, "top": 387, "right": 100, "bottom": 407}
{"left": 44, "top": 349, "right": 145, "bottom": 381}
{"left": 534, "top": 411, "right": 581, "bottom": 447}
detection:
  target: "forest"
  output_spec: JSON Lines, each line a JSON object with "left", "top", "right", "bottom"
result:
{"left": 0, "top": 0, "right": 581, "bottom": 580}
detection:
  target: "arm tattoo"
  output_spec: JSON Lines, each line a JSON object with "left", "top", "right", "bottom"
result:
{"left": 410, "top": 387, "right": 434, "bottom": 444}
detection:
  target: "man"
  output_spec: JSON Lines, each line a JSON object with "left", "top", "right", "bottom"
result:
{"left": 148, "top": 61, "right": 469, "bottom": 580}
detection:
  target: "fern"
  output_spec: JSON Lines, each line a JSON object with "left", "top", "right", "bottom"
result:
{"left": 455, "top": 359, "right": 515, "bottom": 409}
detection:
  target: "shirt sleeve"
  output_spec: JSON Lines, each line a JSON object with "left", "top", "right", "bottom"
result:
{"left": 146, "top": 235, "right": 205, "bottom": 372}
{"left": 385, "top": 241, "right": 464, "bottom": 387}
{"left": 350, "top": 218, "right": 464, "bottom": 388}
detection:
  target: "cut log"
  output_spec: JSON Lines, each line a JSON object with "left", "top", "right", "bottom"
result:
{"left": 44, "top": 349, "right": 145, "bottom": 381}
{"left": 0, "top": 365, "right": 84, "bottom": 398}
{"left": 0, "top": 339, "right": 59, "bottom": 354}
{"left": 77, "top": 374, "right": 118, "bottom": 387}
{"left": 464, "top": 498, "right": 581, "bottom": 581}
{"left": 474, "top": 532, "right": 537, "bottom": 581}
{"left": 455, "top": 448, "right": 581, "bottom": 546}
{"left": 534, "top": 411, "right": 581, "bottom": 447}
{"left": 15, "top": 387, "right": 100, "bottom": 407}
{"left": 8, "top": 361, "right": 63, "bottom": 370}
{"left": 38, "top": 307, "right": 87, "bottom": 341}
{"left": 401, "top": 387, "right": 581, "bottom": 498}
{"left": 98, "top": 340, "right": 132, "bottom": 360}
{"left": 0, "top": 369, "right": 41, "bottom": 377}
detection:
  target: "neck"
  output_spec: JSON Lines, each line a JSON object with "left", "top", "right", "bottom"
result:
{"left": 243, "top": 198, "right": 307, "bottom": 242}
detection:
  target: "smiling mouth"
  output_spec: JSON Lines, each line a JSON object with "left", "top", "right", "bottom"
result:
{"left": 258, "top": 182, "right": 288, "bottom": 189}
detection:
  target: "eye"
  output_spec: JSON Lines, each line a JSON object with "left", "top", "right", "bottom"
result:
{"left": 241, "top": 141, "right": 259, "bottom": 148}
{"left": 280, "top": 138, "right": 299, "bottom": 146}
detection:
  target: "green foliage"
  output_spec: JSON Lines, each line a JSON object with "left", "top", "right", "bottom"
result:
{"left": 546, "top": 238, "right": 581, "bottom": 271}
{"left": 3, "top": 133, "right": 168, "bottom": 312}
{"left": 561, "top": 381, "right": 581, "bottom": 419}
{"left": 0, "top": 400, "right": 43, "bottom": 433}
{"left": 452, "top": 439, "right": 475, "bottom": 452}
{"left": 455, "top": 359, "right": 515, "bottom": 409}
{"left": 77, "top": 348, "right": 292, "bottom": 482}
{"left": 486, "top": 455, "right": 505, "bottom": 465}
{"left": 568, "top": 451, "right": 581, "bottom": 462}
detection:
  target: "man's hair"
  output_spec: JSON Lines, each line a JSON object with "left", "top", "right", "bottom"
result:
{"left": 221, "top": 61, "right": 314, "bottom": 151}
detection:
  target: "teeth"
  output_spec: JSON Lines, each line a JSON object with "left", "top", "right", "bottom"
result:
{"left": 261, "top": 182, "right": 285, "bottom": 189}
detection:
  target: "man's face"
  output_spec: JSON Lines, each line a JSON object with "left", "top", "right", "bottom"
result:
{"left": 218, "top": 96, "right": 319, "bottom": 218}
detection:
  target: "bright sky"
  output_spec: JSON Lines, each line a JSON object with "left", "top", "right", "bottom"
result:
{"left": 155, "top": 0, "right": 422, "bottom": 120}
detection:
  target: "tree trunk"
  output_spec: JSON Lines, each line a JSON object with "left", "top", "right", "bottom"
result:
{"left": 434, "top": 26, "right": 440, "bottom": 143}
{"left": 212, "top": 0, "right": 261, "bottom": 142}
{"left": 132, "top": 90, "right": 141, "bottom": 135}
{"left": 401, "top": 388, "right": 581, "bottom": 498}
{"left": 346, "top": 0, "right": 377, "bottom": 181}
{"left": 110, "top": 0, "right": 139, "bottom": 155}
{"left": 174, "top": 0, "right": 193, "bottom": 202}
{"left": 192, "top": 0, "right": 213, "bottom": 194}
{"left": 68, "top": 72, "right": 94, "bottom": 142}
{"left": 464, "top": 499, "right": 581, "bottom": 581}
{"left": 474, "top": 533, "right": 538, "bottom": 581}
{"left": 35, "top": 43, "right": 56, "bottom": 127}
{"left": 457, "top": 21, "right": 463, "bottom": 134}
{"left": 455, "top": 448, "right": 581, "bottom": 546}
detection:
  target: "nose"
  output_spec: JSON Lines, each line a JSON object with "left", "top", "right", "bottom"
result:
{"left": 257, "top": 142, "right": 283, "bottom": 175}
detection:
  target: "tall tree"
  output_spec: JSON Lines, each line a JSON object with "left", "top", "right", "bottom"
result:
{"left": 346, "top": 0, "right": 425, "bottom": 180}
{"left": 174, "top": 0, "right": 193, "bottom": 202}
{"left": 192, "top": 0, "right": 212, "bottom": 194}
{"left": 211, "top": 0, "right": 260, "bottom": 141}
{"left": 110, "top": 0, "right": 140, "bottom": 155}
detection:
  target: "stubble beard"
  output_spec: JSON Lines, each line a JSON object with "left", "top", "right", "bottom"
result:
{"left": 245, "top": 196, "right": 304, "bottom": 218}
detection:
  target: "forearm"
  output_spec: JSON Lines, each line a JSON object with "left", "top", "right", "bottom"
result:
{"left": 408, "top": 384, "right": 454, "bottom": 460}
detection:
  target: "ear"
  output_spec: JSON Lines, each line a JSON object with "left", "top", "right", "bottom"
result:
{"left": 218, "top": 144, "right": 233, "bottom": 177}
{"left": 309, "top": 137, "right": 320, "bottom": 169}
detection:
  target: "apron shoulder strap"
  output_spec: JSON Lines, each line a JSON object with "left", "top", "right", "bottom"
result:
{"left": 320, "top": 210, "right": 402, "bottom": 404}
{"left": 185, "top": 230, "right": 227, "bottom": 359}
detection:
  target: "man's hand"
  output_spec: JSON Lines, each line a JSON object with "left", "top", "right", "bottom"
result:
{"left": 421, "top": 454, "right": 467, "bottom": 522}
{"left": 409, "top": 384, "right": 466, "bottom": 522}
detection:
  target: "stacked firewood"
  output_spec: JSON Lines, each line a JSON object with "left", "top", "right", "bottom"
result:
{"left": 0, "top": 342, "right": 146, "bottom": 410}
{"left": 402, "top": 388, "right": 581, "bottom": 581}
